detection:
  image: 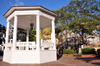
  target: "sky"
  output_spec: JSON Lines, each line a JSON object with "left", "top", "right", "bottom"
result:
{"left": 0, "top": 0, "right": 70, "bottom": 27}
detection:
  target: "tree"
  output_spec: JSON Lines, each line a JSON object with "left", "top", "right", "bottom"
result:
{"left": 67, "top": 0, "right": 100, "bottom": 44}
{"left": 2, "top": 26, "right": 6, "bottom": 34}
{"left": 29, "top": 30, "right": 36, "bottom": 41}
{"left": 17, "top": 28, "right": 36, "bottom": 41}
{"left": 43, "top": 27, "right": 51, "bottom": 35}
{"left": 54, "top": 0, "right": 100, "bottom": 53}
{"left": 17, "top": 28, "right": 26, "bottom": 41}
{"left": 54, "top": 5, "right": 75, "bottom": 49}
{"left": 0, "top": 24, "right": 6, "bottom": 34}
{"left": 0, "top": 24, "right": 6, "bottom": 44}
{"left": 43, "top": 27, "right": 51, "bottom": 40}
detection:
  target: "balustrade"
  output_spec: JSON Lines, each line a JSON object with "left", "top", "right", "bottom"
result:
{"left": 4, "top": 42, "right": 54, "bottom": 50}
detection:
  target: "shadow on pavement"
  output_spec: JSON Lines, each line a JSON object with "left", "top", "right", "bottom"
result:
{"left": 75, "top": 57, "right": 100, "bottom": 65}
{"left": 92, "top": 62, "right": 100, "bottom": 65}
{"left": 0, "top": 59, "right": 2, "bottom": 61}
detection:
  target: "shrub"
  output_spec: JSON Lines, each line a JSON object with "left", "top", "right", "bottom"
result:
{"left": 59, "top": 50, "right": 63, "bottom": 54}
{"left": 63, "top": 49, "right": 74, "bottom": 54}
{"left": 73, "top": 53, "right": 82, "bottom": 56}
{"left": 97, "top": 49, "right": 100, "bottom": 54}
{"left": 82, "top": 48, "right": 96, "bottom": 54}
{"left": 73, "top": 53, "right": 77, "bottom": 55}
{"left": 77, "top": 53, "right": 82, "bottom": 55}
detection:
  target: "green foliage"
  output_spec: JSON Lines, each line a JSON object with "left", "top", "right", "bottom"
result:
{"left": 67, "top": 0, "right": 100, "bottom": 36}
{"left": 73, "top": 53, "right": 77, "bottom": 55}
{"left": 73, "top": 53, "right": 82, "bottom": 55}
{"left": 17, "top": 28, "right": 36, "bottom": 41}
{"left": 17, "top": 28, "right": 26, "bottom": 41}
{"left": 0, "top": 24, "right": 6, "bottom": 34}
{"left": 54, "top": 0, "right": 100, "bottom": 44}
{"left": 82, "top": 48, "right": 96, "bottom": 54}
{"left": 63, "top": 49, "right": 74, "bottom": 54}
{"left": 29, "top": 30, "right": 36, "bottom": 41}
{"left": 97, "top": 49, "right": 100, "bottom": 54}
{"left": 77, "top": 53, "right": 82, "bottom": 55}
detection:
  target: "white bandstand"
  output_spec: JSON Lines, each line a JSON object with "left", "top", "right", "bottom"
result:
{"left": 3, "top": 6, "right": 58, "bottom": 64}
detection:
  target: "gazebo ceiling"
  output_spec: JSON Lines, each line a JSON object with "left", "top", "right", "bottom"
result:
{"left": 10, "top": 15, "right": 51, "bottom": 29}
{"left": 3, "top": 6, "right": 58, "bottom": 29}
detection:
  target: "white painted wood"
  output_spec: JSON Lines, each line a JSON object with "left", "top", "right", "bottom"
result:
{"left": 26, "top": 29, "right": 29, "bottom": 50}
{"left": 3, "top": 6, "right": 57, "bottom": 64}
{"left": 51, "top": 19, "right": 56, "bottom": 50}
{"left": 26, "top": 29, "right": 29, "bottom": 42}
{"left": 41, "top": 29, "right": 43, "bottom": 47}
{"left": 15, "top": 10, "right": 39, "bottom": 16}
{"left": 17, "top": 42, "right": 36, "bottom": 50}
{"left": 36, "top": 15, "right": 40, "bottom": 50}
{"left": 12, "top": 15, "right": 17, "bottom": 50}
{"left": 40, "top": 11, "right": 55, "bottom": 20}
{"left": 6, "top": 21, "right": 10, "bottom": 44}
{"left": 42, "top": 42, "right": 53, "bottom": 48}
{"left": 7, "top": 11, "right": 15, "bottom": 22}
{"left": 3, "top": 50, "right": 56, "bottom": 64}
{"left": 5, "top": 21, "right": 10, "bottom": 50}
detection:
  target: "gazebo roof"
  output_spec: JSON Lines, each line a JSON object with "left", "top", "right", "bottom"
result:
{"left": 3, "top": 6, "right": 58, "bottom": 29}
{"left": 3, "top": 5, "right": 58, "bottom": 19}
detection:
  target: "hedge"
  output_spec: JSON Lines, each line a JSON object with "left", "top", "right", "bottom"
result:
{"left": 82, "top": 48, "right": 96, "bottom": 54}
{"left": 59, "top": 49, "right": 74, "bottom": 54}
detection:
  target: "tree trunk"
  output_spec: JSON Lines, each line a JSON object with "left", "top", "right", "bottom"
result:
{"left": 78, "top": 30, "right": 84, "bottom": 54}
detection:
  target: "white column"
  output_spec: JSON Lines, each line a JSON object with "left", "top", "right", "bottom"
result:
{"left": 36, "top": 14, "right": 40, "bottom": 50}
{"left": 26, "top": 29, "right": 29, "bottom": 50}
{"left": 13, "top": 15, "right": 18, "bottom": 50}
{"left": 5, "top": 21, "right": 10, "bottom": 44}
{"left": 5, "top": 21, "right": 10, "bottom": 50}
{"left": 41, "top": 29, "right": 44, "bottom": 50}
{"left": 51, "top": 19, "right": 56, "bottom": 50}
{"left": 41, "top": 29, "right": 43, "bottom": 46}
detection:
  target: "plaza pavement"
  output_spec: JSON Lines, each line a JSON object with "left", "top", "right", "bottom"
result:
{"left": 0, "top": 56, "right": 100, "bottom": 66}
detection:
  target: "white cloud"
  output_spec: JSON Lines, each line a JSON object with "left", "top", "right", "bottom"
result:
{"left": 9, "top": 0, "right": 24, "bottom": 6}
{"left": 19, "top": 2, "right": 24, "bottom": 5}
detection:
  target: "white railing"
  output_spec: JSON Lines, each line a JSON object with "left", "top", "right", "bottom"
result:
{"left": 41, "top": 42, "right": 54, "bottom": 50}
{"left": 17, "top": 42, "right": 36, "bottom": 50}
{"left": 4, "top": 43, "right": 13, "bottom": 50}
{"left": 4, "top": 42, "right": 54, "bottom": 50}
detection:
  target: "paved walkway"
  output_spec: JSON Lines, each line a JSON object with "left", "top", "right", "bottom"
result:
{"left": 0, "top": 56, "right": 100, "bottom": 66}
